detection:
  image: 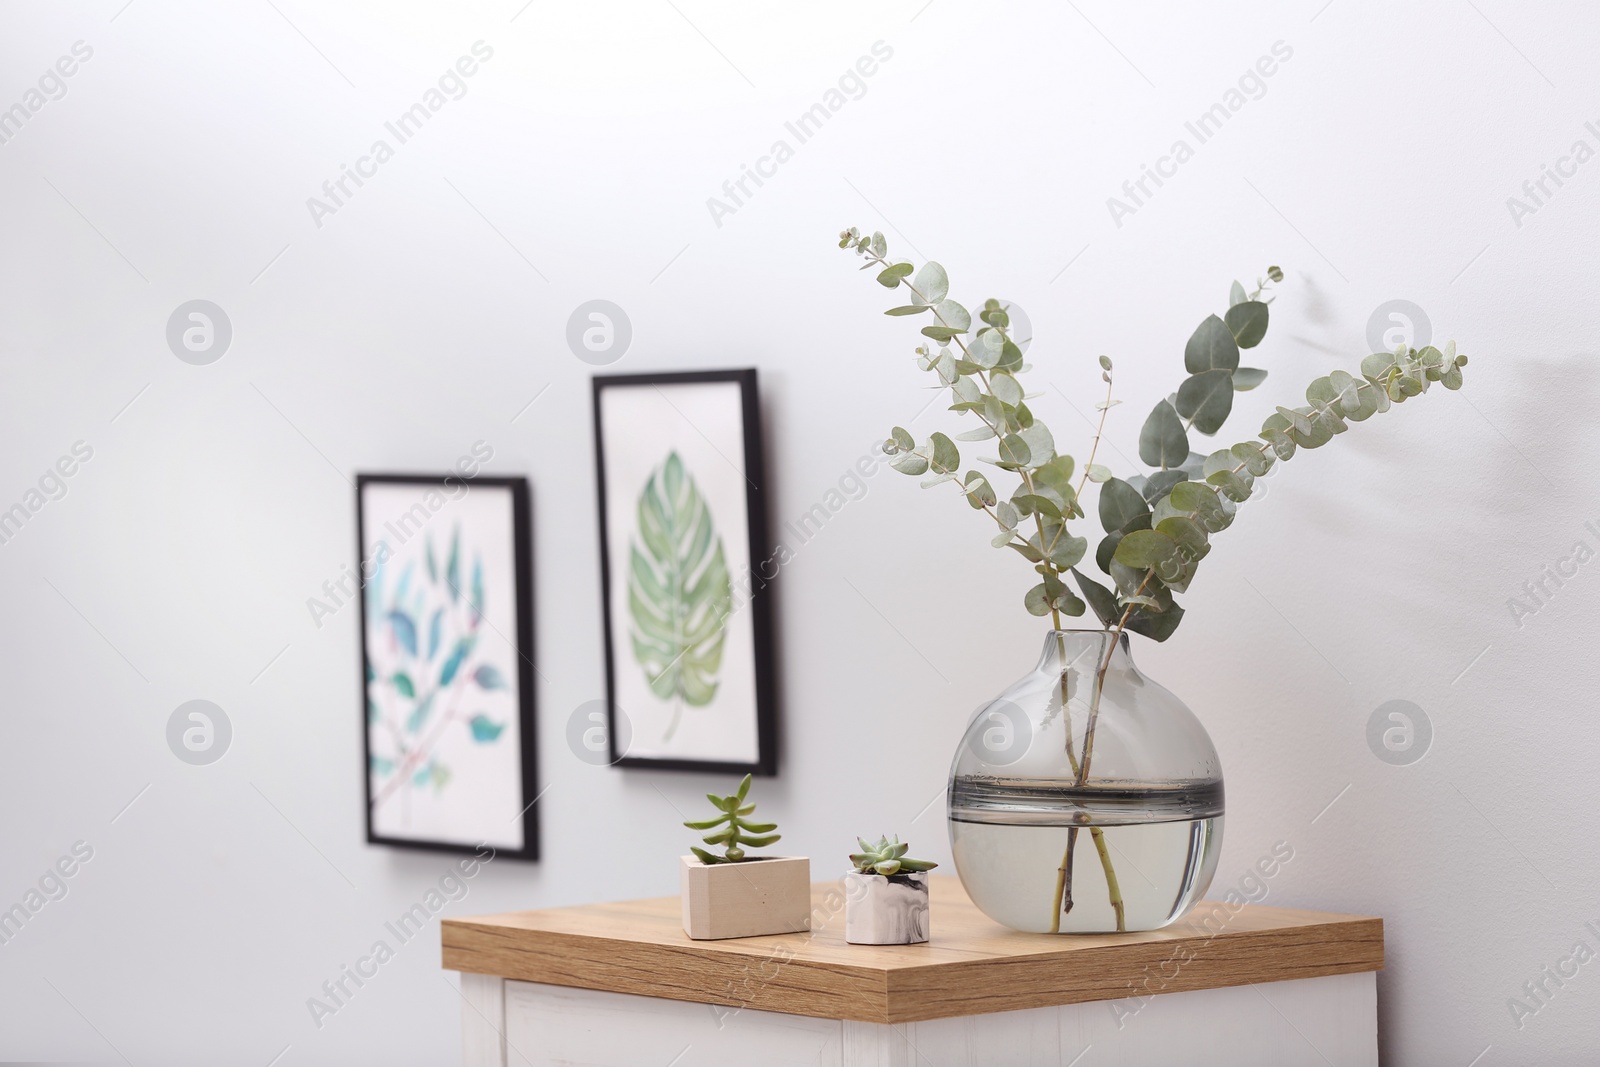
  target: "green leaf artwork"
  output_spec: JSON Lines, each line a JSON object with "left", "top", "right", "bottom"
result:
{"left": 366, "top": 518, "right": 513, "bottom": 818}
{"left": 629, "top": 451, "right": 733, "bottom": 742}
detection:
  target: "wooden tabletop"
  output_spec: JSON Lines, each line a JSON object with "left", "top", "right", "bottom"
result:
{"left": 441, "top": 876, "right": 1383, "bottom": 1024}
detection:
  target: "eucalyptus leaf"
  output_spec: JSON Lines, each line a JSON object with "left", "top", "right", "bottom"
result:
{"left": 1258, "top": 413, "right": 1297, "bottom": 459}
{"left": 914, "top": 261, "right": 949, "bottom": 304}
{"left": 962, "top": 471, "right": 996, "bottom": 509}
{"left": 1232, "top": 367, "right": 1269, "bottom": 391}
{"left": 1095, "top": 531, "right": 1122, "bottom": 574}
{"left": 1138, "top": 399, "right": 1189, "bottom": 468}
{"left": 1327, "top": 369, "right": 1361, "bottom": 412}
{"left": 1073, "top": 569, "right": 1120, "bottom": 627}
{"left": 1114, "top": 529, "right": 1181, "bottom": 570}
{"left": 1046, "top": 532, "right": 1088, "bottom": 570}
{"left": 1016, "top": 422, "right": 1055, "bottom": 464}
{"left": 991, "top": 372, "right": 1024, "bottom": 406}
{"left": 933, "top": 299, "right": 971, "bottom": 333}
{"left": 1184, "top": 314, "right": 1241, "bottom": 373}
{"left": 998, "top": 434, "right": 1032, "bottom": 468}
{"left": 1201, "top": 449, "right": 1236, "bottom": 479}
{"left": 1223, "top": 301, "right": 1269, "bottom": 349}
{"left": 1276, "top": 406, "right": 1315, "bottom": 436}
{"left": 1124, "top": 600, "right": 1185, "bottom": 642}
{"left": 1361, "top": 351, "right": 1399, "bottom": 380}
{"left": 890, "top": 452, "right": 930, "bottom": 475}
{"left": 1110, "top": 559, "right": 1149, "bottom": 598}
{"left": 1207, "top": 468, "right": 1254, "bottom": 502}
{"left": 1230, "top": 442, "right": 1275, "bottom": 476}
{"left": 1343, "top": 380, "right": 1383, "bottom": 421}
{"left": 969, "top": 329, "right": 1004, "bottom": 369}
{"left": 1007, "top": 541, "right": 1044, "bottom": 564}
{"left": 1098, "top": 477, "right": 1150, "bottom": 534}
{"left": 929, "top": 432, "right": 960, "bottom": 473}
{"left": 1154, "top": 515, "right": 1209, "bottom": 559}
{"left": 951, "top": 376, "right": 981, "bottom": 404}
{"left": 877, "top": 262, "right": 913, "bottom": 288}
{"left": 1142, "top": 469, "right": 1188, "bottom": 503}
{"left": 1175, "top": 369, "right": 1235, "bottom": 435}
{"left": 1014, "top": 493, "right": 1062, "bottom": 520}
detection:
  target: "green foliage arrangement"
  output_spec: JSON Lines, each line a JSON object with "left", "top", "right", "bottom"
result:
{"left": 836, "top": 225, "right": 1470, "bottom": 932}
{"left": 684, "top": 774, "right": 781, "bottom": 864}
{"left": 850, "top": 835, "right": 938, "bottom": 877}
{"left": 836, "top": 226, "right": 1468, "bottom": 643}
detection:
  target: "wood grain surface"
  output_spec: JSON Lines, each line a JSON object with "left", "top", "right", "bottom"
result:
{"left": 441, "top": 875, "right": 1383, "bottom": 1024}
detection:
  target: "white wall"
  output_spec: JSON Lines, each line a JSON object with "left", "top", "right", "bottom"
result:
{"left": 1, "top": 1, "right": 1595, "bottom": 1063}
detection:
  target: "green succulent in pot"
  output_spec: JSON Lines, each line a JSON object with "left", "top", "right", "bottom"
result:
{"left": 851, "top": 835, "right": 938, "bottom": 877}
{"left": 684, "top": 774, "right": 780, "bottom": 864}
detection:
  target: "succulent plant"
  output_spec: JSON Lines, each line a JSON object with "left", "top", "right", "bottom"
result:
{"left": 684, "top": 774, "right": 780, "bottom": 864}
{"left": 850, "top": 835, "right": 938, "bottom": 877}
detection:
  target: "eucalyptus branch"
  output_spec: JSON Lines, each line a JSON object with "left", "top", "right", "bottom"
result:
{"left": 1075, "top": 360, "right": 1116, "bottom": 498}
{"left": 842, "top": 227, "right": 1095, "bottom": 635}
{"left": 837, "top": 228, "right": 1472, "bottom": 937}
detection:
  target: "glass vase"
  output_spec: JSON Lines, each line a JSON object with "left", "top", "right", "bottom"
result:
{"left": 947, "top": 629, "right": 1223, "bottom": 934}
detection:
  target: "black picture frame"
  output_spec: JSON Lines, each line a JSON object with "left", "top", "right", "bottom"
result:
{"left": 355, "top": 473, "right": 539, "bottom": 860}
{"left": 592, "top": 369, "right": 778, "bottom": 776}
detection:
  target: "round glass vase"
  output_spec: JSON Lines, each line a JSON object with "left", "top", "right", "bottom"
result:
{"left": 947, "top": 629, "right": 1223, "bottom": 934}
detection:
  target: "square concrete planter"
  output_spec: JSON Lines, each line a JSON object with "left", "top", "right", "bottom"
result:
{"left": 844, "top": 870, "right": 930, "bottom": 945}
{"left": 680, "top": 855, "right": 811, "bottom": 940}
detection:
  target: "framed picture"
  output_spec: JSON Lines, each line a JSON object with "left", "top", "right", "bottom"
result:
{"left": 592, "top": 369, "right": 778, "bottom": 775}
{"left": 356, "top": 473, "right": 538, "bottom": 859}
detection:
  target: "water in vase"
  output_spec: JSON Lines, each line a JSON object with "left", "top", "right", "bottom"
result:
{"left": 949, "top": 775, "right": 1224, "bottom": 934}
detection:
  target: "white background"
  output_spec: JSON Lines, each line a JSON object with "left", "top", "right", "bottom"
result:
{"left": 599, "top": 380, "right": 760, "bottom": 765}
{"left": 0, "top": 1, "right": 1595, "bottom": 1064}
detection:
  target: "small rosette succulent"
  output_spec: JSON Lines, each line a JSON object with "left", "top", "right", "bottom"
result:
{"left": 851, "top": 835, "right": 938, "bottom": 877}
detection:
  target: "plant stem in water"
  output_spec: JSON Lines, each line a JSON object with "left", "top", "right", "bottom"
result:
{"left": 1047, "top": 580, "right": 1150, "bottom": 934}
{"left": 1088, "top": 826, "right": 1125, "bottom": 931}
{"left": 1050, "top": 826, "right": 1079, "bottom": 933}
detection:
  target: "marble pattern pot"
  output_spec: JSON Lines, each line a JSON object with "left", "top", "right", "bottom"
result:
{"left": 844, "top": 870, "right": 929, "bottom": 945}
